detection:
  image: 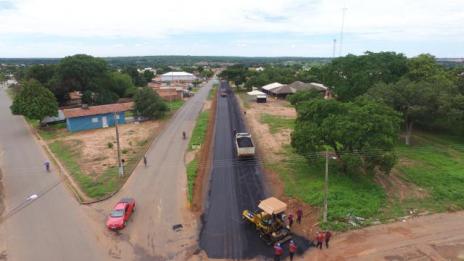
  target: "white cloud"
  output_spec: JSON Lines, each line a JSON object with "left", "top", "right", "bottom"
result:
{"left": 0, "top": 0, "right": 463, "bottom": 56}
{"left": 0, "top": 0, "right": 462, "bottom": 39}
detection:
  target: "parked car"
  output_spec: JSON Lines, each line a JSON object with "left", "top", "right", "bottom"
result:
{"left": 221, "top": 91, "right": 227, "bottom": 97}
{"left": 106, "top": 198, "right": 136, "bottom": 230}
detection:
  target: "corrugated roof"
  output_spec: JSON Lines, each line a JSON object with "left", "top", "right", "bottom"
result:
{"left": 261, "top": 82, "right": 284, "bottom": 91}
{"left": 162, "top": 71, "right": 194, "bottom": 77}
{"left": 63, "top": 102, "right": 133, "bottom": 118}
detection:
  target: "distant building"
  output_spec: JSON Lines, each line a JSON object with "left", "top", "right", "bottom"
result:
{"left": 137, "top": 67, "right": 157, "bottom": 74}
{"left": 63, "top": 102, "right": 133, "bottom": 132}
{"left": 67, "top": 91, "right": 83, "bottom": 107}
{"left": 161, "top": 72, "right": 196, "bottom": 83}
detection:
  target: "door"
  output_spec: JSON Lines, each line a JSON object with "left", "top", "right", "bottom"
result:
{"left": 102, "top": 116, "right": 108, "bottom": 128}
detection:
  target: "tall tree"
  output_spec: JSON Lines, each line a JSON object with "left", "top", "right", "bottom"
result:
{"left": 57, "top": 54, "right": 108, "bottom": 92}
{"left": 321, "top": 52, "right": 409, "bottom": 101}
{"left": 10, "top": 79, "right": 58, "bottom": 121}
{"left": 133, "top": 87, "right": 168, "bottom": 119}
{"left": 291, "top": 98, "right": 401, "bottom": 174}
{"left": 367, "top": 79, "right": 443, "bottom": 145}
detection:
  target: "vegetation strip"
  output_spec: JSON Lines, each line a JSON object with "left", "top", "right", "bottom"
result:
{"left": 186, "top": 85, "right": 217, "bottom": 209}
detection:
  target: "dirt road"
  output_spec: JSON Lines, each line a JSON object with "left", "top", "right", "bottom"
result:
{"left": 306, "top": 211, "right": 464, "bottom": 260}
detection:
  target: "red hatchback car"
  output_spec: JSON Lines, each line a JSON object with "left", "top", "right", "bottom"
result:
{"left": 106, "top": 198, "right": 136, "bottom": 230}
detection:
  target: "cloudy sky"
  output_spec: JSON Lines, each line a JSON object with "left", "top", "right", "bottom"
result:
{"left": 0, "top": 0, "right": 463, "bottom": 58}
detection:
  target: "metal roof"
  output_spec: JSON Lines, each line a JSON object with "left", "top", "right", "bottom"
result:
{"left": 63, "top": 102, "right": 133, "bottom": 118}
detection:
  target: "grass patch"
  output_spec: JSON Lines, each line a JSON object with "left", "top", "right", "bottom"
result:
{"left": 270, "top": 131, "right": 464, "bottom": 230}
{"left": 188, "top": 111, "right": 209, "bottom": 150}
{"left": 49, "top": 140, "right": 121, "bottom": 199}
{"left": 395, "top": 133, "right": 464, "bottom": 210}
{"left": 260, "top": 114, "right": 295, "bottom": 134}
{"left": 37, "top": 122, "right": 67, "bottom": 140}
{"left": 266, "top": 146, "right": 385, "bottom": 231}
{"left": 186, "top": 159, "right": 198, "bottom": 202}
{"left": 208, "top": 84, "right": 218, "bottom": 100}
{"left": 167, "top": 99, "right": 185, "bottom": 111}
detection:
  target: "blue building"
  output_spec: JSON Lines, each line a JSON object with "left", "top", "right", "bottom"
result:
{"left": 63, "top": 103, "right": 133, "bottom": 132}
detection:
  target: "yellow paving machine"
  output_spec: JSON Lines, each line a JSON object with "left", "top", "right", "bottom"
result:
{"left": 242, "top": 197, "right": 292, "bottom": 245}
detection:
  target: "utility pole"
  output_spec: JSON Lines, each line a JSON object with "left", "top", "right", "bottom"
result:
{"left": 332, "top": 39, "right": 337, "bottom": 58}
{"left": 114, "top": 112, "right": 123, "bottom": 177}
{"left": 323, "top": 150, "right": 329, "bottom": 223}
{"left": 339, "top": 7, "right": 347, "bottom": 57}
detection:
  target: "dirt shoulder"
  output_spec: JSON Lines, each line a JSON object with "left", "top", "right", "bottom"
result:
{"left": 306, "top": 211, "right": 464, "bottom": 260}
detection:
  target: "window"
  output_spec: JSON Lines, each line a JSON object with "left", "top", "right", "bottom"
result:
{"left": 115, "top": 114, "right": 120, "bottom": 120}
{"left": 92, "top": 117, "right": 99, "bottom": 123}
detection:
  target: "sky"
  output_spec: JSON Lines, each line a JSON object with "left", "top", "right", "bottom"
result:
{"left": 0, "top": 0, "right": 463, "bottom": 58}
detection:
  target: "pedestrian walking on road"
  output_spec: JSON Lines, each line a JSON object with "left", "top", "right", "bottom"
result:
{"left": 143, "top": 155, "right": 147, "bottom": 167}
{"left": 316, "top": 231, "right": 325, "bottom": 249}
{"left": 325, "top": 230, "right": 332, "bottom": 248}
{"left": 296, "top": 208, "right": 303, "bottom": 224}
{"left": 44, "top": 161, "right": 50, "bottom": 172}
{"left": 289, "top": 240, "right": 297, "bottom": 261}
{"left": 233, "top": 129, "right": 237, "bottom": 136}
{"left": 288, "top": 214, "right": 294, "bottom": 228}
{"left": 273, "top": 243, "right": 283, "bottom": 261}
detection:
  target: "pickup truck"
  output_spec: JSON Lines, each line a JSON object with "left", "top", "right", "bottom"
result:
{"left": 235, "top": 133, "right": 255, "bottom": 158}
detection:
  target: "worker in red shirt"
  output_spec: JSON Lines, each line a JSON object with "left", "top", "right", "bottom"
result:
{"left": 325, "top": 230, "right": 332, "bottom": 248}
{"left": 273, "top": 243, "right": 283, "bottom": 261}
{"left": 316, "top": 231, "right": 325, "bottom": 249}
{"left": 288, "top": 240, "right": 297, "bottom": 261}
{"left": 296, "top": 208, "right": 303, "bottom": 224}
{"left": 288, "top": 214, "right": 294, "bottom": 228}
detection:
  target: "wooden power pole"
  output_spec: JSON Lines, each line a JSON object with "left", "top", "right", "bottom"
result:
{"left": 114, "top": 112, "right": 123, "bottom": 177}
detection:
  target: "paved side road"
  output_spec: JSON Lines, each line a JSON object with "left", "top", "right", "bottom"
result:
{"left": 0, "top": 88, "right": 108, "bottom": 261}
{"left": 92, "top": 78, "right": 216, "bottom": 260}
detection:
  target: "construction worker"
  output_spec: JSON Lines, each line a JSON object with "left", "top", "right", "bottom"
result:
{"left": 316, "top": 231, "right": 324, "bottom": 249}
{"left": 44, "top": 161, "right": 50, "bottom": 172}
{"left": 296, "top": 208, "right": 303, "bottom": 224}
{"left": 273, "top": 242, "right": 283, "bottom": 261}
{"left": 289, "top": 240, "right": 297, "bottom": 261}
{"left": 325, "top": 230, "right": 332, "bottom": 248}
{"left": 288, "top": 213, "right": 294, "bottom": 228}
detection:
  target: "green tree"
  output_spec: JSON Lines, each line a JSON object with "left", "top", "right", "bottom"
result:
{"left": 133, "top": 87, "right": 168, "bottom": 119}
{"left": 26, "top": 64, "right": 57, "bottom": 85}
{"left": 57, "top": 54, "right": 108, "bottom": 92}
{"left": 10, "top": 79, "right": 58, "bottom": 121}
{"left": 291, "top": 98, "right": 401, "bottom": 174}
{"left": 287, "top": 90, "right": 323, "bottom": 106}
{"left": 368, "top": 55, "right": 459, "bottom": 144}
{"left": 321, "top": 52, "right": 409, "bottom": 101}
{"left": 108, "top": 72, "right": 135, "bottom": 97}
{"left": 142, "top": 70, "right": 155, "bottom": 83}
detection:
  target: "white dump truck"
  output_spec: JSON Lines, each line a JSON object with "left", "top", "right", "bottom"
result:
{"left": 235, "top": 132, "right": 255, "bottom": 158}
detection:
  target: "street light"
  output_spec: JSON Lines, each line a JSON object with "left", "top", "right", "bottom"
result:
{"left": 323, "top": 150, "right": 337, "bottom": 223}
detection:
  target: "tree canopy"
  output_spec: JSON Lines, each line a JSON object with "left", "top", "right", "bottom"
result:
{"left": 291, "top": 98, "right": 401, "bottom": 174}
{"left": 23, "top": 54, "right": 136, "bottom": 106}
{"left": 133, "top": 87, "right": 168, "bottom": 119}
{"left": 10, "top": 79, "right": 58, "bottom": 121}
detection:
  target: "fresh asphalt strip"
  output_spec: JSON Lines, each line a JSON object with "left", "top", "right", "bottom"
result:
{"left": 199, "top": 81, "right": 311, "bottom": 259}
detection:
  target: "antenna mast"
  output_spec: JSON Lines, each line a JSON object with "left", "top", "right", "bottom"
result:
{"left": 339, "top": 7, "right": 347, "bottom": 57}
